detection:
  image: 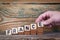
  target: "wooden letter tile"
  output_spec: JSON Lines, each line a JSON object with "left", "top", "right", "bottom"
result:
{"left": 24, "top": 25, "right": 30, "bottom": 35}
{"left": 18, "top": 27, "right": 24, "bottom": 35}
{"left": 6, "top": 30, "right": 12, "bottom": 35}
{"left": 37, "top": 22, "right": 44, "bottom": 35}
{"left": 30, "top": 23, "right": 37, "bottom": 35}
{"left": 12, "top": 28, "right": 18, "bottom": 35}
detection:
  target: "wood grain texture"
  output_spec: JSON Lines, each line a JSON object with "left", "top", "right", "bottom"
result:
{"left": 0, "top": 34, "right": 60, "bottom": 40}
{"left": 0, "top": 4, "right": 60, "bottom": 18}
{"left": 30, "top": 29, "right": 37, "bottom": 35}
{"left": 0, "top": 4, "right": 60, "bottom": 35}
{"left": 0, "top": 0, "right": 60, "bottom": 3}
{"left": 44, "top": 26, "right": 53, "bottom": 33}
{"left": 37, "top": 27, "right": 44, "bottom": 35}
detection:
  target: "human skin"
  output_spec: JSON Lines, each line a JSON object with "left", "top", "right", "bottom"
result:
{"left": 35, "top": 11, "right": 60, "bottom": 25}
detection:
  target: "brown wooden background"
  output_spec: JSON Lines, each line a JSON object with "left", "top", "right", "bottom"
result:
{"left": 0, "top": 0, "right": 60, "bottom": 3}
{"left": 0, "top": 0, "right": 60, "bottom": 40}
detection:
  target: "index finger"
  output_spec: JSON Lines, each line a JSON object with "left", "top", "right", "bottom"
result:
{"left": 35, "top": 12, "right": 48, "bottom": 23}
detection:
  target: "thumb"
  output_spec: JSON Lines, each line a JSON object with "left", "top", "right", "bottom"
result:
{"left": 42, "top": 18, "right": 53, "bottom": 25}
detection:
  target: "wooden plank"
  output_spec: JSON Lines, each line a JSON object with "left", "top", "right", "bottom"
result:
{"left": 0, "top": 4, "right": 60, "bottom": 18}
{"left": 0, "top": 0, "right": 60, "bottom": 3}
{"left": 0, "top": 33, "right": 60, "bottom": 40}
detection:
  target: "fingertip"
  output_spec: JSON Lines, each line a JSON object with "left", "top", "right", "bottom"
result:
{"left": 41, "top": 21, "right": 49, "bottom": 25}
{"left": 35, "top": 19, "right": 39, "bottom": 23}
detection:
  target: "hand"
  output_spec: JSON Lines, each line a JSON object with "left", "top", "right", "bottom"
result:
{"left": 35, "top": 11, "right": 60, "bottom": 25}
